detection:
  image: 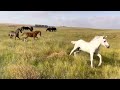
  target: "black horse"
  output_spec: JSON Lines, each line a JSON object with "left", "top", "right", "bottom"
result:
{"left": 21, "top": 26, "right": 33, "bottom": 32}
{"left": 46, "top": 27, "right": 51, "bottom": 32}
{"left": 46, "top": 27, "right": 57, "bottom": 32}
{"left": 8, "top": 28, "right": 22, "bottom": 40}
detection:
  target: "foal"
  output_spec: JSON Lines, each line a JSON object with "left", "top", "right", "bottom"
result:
{"left": 8, "top": 28, "right": 22, "bottom": 40}
{"left": 21, "top": 31, "right": 41, "bottom": 41}
{"left": 69, "top": 36, "right": 110, "bottom": 68}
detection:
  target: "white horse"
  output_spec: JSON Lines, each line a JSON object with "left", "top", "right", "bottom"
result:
{"left": 69, "top": 36, "right": 110, "bottom": 68}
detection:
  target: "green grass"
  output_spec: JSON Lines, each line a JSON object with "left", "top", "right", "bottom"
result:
{"left": 0, "top": 25, "right": 120, "bottom": 79}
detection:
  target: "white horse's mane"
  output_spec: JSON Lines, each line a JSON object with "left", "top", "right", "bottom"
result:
{"left": 90, "top": 36, "right": 103, "bottom": 43}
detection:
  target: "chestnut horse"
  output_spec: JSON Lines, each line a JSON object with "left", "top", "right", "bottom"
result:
{"left": 21, "top": 31, "right": 41, "bottom": 41}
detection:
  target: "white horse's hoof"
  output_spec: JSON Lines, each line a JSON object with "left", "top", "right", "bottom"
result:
{"left": 98, "top": 63, "right": 102, "bottom": 66}
{"left": 91, "top": 66, "right": 94, "bottom": 68}
{"left": 98, "top": 64, "right": 101, "bottom": 66}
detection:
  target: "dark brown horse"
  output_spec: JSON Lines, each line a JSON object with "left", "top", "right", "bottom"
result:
{"left": 21, "top": 26, "right": 33, "bottom": 32}
{"left": 21, "top": 31, "right": 41, "bottom": 40}
{"left": 46, "top": 27, "right": 57, "bottom": 32}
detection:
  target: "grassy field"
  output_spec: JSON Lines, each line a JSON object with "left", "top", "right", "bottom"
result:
{"left": 0, "top": 24, "right": 120, "bottom": 79}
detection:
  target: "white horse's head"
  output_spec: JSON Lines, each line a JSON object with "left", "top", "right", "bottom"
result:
{"left": 100, "top": 36, "right": 110, "bottom": 48}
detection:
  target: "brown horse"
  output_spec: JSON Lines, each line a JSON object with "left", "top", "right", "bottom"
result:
{"left": 21, "top": 31, "right": 41, "bottom": 41}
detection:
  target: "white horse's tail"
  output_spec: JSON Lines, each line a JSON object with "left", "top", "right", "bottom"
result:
{"left": 71, "top": 41, "right": 77, "bottom": 44}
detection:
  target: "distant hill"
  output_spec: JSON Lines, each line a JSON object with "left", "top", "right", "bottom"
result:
{"left": 0, "top": 23, "right": 33, "bottom": 27}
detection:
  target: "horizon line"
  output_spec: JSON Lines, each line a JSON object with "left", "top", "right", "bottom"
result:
{"left": 0, "top": 22, "right": 120, "bottom": 30}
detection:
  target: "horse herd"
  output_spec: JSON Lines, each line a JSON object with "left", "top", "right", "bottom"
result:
{"left": 8, "top": 26, "right": 110, "bottom": 68}
{"left": 8, "top": 26, "right": 57, "bottom": 41}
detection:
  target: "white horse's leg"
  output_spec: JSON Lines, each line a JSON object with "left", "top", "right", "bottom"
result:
{"left": 69, "top": 46, "right": 78, "bottom": 55}
{"left": 90, "top": 52, "right": 94, "bottom": 68}
{"left": 97, "top": 53, "right": 102, "bottom": 66}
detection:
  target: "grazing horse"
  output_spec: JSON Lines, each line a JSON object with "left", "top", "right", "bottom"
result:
{"left": 46, "top": 27, "right": 57, "bottom": 32}
{"left": 21, "top": 26, "right": 33, "bottom": 32}
{"left": 21, "top": 31, "right": 41, "bottom": 41}
{"left": 46, "top": 27, "right": 51, "bottom": 32}
{"left": 8, "top": 28, "right": 22, "bottom": 40}
{"left": 51, "top": 27, "right": 57, "bottom": 32}
{"left": 69, "top": 36, "right": 110, "bottom": 68}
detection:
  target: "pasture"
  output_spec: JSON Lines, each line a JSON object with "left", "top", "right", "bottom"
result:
{"left": 0, "top": 24, "right": 120, "bottom": 79}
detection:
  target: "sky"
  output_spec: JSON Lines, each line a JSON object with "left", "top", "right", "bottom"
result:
{"left": 1, "top": 11, "right": 120, "bottom": 29}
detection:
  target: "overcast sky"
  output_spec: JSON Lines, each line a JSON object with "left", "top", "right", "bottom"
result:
{"left": 0, "top": 11, "right": 120, "bottom": 29}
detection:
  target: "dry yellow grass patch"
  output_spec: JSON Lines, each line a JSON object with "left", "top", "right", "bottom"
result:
{"left": 47, "top": 51, "right": 67, "bottom": 58}
{"left": 3, "top": 64, "right": 40, "bottom": 79}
